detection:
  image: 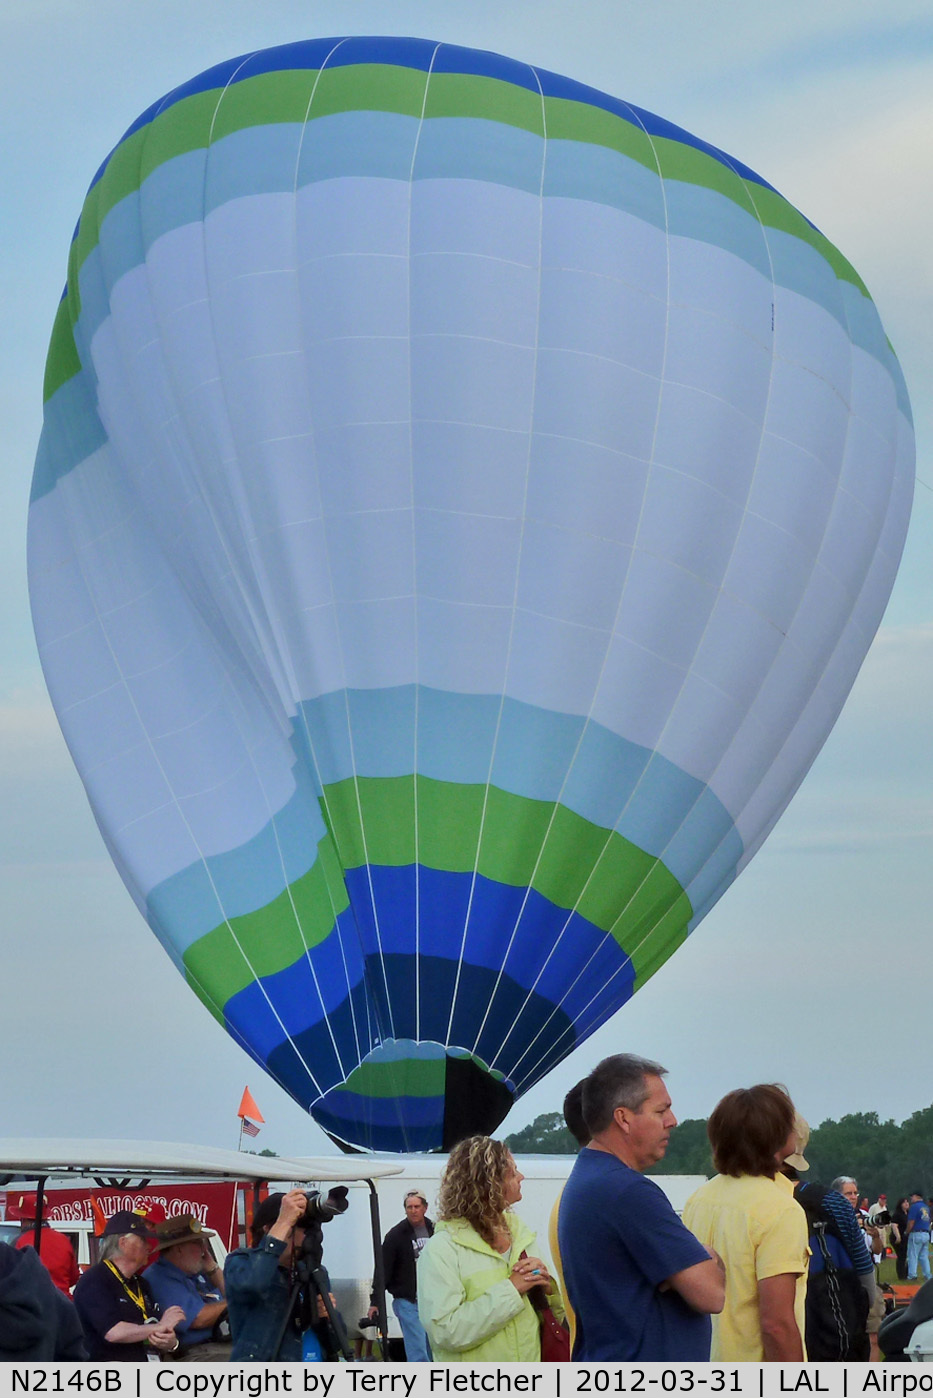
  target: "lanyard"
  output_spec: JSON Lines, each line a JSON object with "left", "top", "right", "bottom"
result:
{"left": 105, "top": 1260, "right": 148, "bottom": 1317}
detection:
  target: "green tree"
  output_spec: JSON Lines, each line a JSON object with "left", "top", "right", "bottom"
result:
{"left": 504, "top": 1102, "right": 933, "bottom": 1199}
{"left": 505, "top": 1112, "right": 579, "bottom": 1154}
{"left": 653, "top": 1117, "right": 713, "bottom": 1176}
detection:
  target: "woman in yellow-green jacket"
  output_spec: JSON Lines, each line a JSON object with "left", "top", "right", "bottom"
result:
{"left": 417, "top": 1136, "right": 565, "bottom": 1363}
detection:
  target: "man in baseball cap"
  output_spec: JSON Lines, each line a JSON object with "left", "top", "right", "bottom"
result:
{"left": 73, "top": 1210, "right": 185, "bottom": 1361}
{"left": 144, "top": 1216, "right": 229, "bottom": 1361}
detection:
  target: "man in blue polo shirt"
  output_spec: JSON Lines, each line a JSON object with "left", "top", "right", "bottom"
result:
{"left": 906, "top": 1191, "right": 932, "bottom": 1283}
{"left": 558, "top": 1054, "right": 725, "bottom": 1362}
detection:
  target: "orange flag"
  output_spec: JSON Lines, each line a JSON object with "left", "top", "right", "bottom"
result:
{"left": 237, "top": 1086, "right": 265, "bottom": 1123}
{"left": 89, "top": 1192, "right": 107, "bottom": 1236}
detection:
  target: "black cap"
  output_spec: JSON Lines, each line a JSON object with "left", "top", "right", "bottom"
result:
{"left": 102, "top": 1210, "right": 151, "bottom": 1240}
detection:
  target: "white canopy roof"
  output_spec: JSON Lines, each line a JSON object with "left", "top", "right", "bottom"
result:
{"left": 0, "top": 1139, "right": 402, "bottom": 1186}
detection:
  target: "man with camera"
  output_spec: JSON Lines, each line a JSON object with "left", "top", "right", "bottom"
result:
{"left": 224, "top": 1188, "right": 348, "bottom": 1361}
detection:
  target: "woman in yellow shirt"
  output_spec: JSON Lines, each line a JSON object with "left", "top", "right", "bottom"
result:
{"left": 682, "top": 1085, "right": 809, "bottom": 1363}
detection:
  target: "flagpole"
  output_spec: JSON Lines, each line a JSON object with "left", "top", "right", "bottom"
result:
{"left": 237, "top": 1117, "right": 244, "bottom": 1153}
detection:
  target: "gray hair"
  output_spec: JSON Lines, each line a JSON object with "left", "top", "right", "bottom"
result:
{"left": 831, "top": 1176, "right": 857, "bottom": 1193}
{"left": 97, "top": 1233, "right": 126, "bottom": 1263}
{"left": 582, "top": 1054, "right": 668, "bottom": 1135}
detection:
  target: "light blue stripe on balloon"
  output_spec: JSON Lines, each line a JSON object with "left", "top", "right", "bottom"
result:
{"left": 413, "top": 117, "right": 544, "bottom": 193}
{"left": 666, "top": 180, "right": 771, "bottom": 283}
{"left": 543, "top": 139, "right": 665, "bottom": 230}
{"left": 31, "top": 373, "right": 107, "bottom": 502}
{"left": 766, "top": 225, "right": 846, "bottom": 331}
{"left": 142, "top": 150, "right": 207, "bottom": 243}
{"left": 840, "top": 281, "right": 912, "bottom": 422}
{"left": 42, "top": 115, "right": 904, "bottom": 504}
{"left": 147, "top": 781, "right": 330, "bottom": 955}
{"left": 297, "top": 111, "right": 420, "bottom": 182}
{"left": 97, "top": 191, "right": 145, "bottom": 296}
{"left": 205, "top": 125, "right": 307, "bottom": 209}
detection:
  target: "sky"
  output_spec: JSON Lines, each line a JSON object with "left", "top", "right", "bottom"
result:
{"left": 2, "top": 1, "right": 931, "bottom": 1162}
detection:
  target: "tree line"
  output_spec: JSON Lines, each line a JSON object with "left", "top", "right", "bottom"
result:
{"left": 506, "top": 1106, "right": 933, "bottom": 1202}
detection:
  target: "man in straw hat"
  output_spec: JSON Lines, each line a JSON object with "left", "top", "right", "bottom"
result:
{"left": 144, "top": 1215, "right": 229, "bottom": 1361}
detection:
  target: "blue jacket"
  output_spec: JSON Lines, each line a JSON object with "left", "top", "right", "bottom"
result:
{"left": 224, "top": 1236, "right": 300, "bottom": 1361}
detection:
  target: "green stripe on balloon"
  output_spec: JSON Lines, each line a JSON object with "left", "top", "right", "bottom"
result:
{"left": 182, "top": 775, "right": 692, "bottom": 1015}
{"left": 45, "top": 61, "right": 876, "bottom": 404}
{"left": 328, "top": 1054, "right": 447, "bottom": 1102}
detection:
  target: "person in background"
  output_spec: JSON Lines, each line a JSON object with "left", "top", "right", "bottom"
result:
{"left": 905, "top": 1191, "right": 932, "bottom": 1283}
{"left": 367, "top": 1191, "right": 434, "bottom": 1362}
{"left": 548, "top": 1078, "right": 589, "bottom": 1353}
{"left": 831, "top": 1177, "right": 885, "bottom": 1267}
{"left": 558, "top": 1054, "right": 724, "bottom": 1362}
{"left": 892, "top": 1198, "right": 911, "bottom": 1281}
{"left": 683, "top": 1084, "right": 808, "bottom": 1363}
{"left": 73, "top": 1211, "right": 184, "bottom": 1361}
{"left": 418, "top": 1135, "right": 564, "bottom": 1362}
{"left": 10, "top": 1192, "right": 79, "bottom": 1297}
{"left": 781, "top": 1120, "right": 874, "bottom": 1361}
{"left": 144, "top": 1215, "right": 229, "bottom": 1361}
{"left": 0, "top": 1242, "right": 87, "bottom": 1361}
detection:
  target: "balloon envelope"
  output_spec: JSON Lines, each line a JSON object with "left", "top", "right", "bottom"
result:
{"left": 28, "top": 38, "right": 913, "bottom": 1151}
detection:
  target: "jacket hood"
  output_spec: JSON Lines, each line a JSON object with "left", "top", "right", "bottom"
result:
{"left": 435, "top": 1212, "right": 535, "bottom": 1257}
{"left": 0, "top": 1244, "right": 49, "bottom": 1351}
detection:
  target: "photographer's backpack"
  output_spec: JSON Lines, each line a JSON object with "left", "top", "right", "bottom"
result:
{"left": 795, "top": 1182, "right": 871, "bottom": 1362}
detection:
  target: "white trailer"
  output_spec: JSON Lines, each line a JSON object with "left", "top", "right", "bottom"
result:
{"left": 295, "top": 1154, "right": 707, "bottom": 1344}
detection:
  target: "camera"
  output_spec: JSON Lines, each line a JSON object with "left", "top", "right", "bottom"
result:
{"left": 872, "top": 1209, "right": 892, "bottom": 1227}
{"left": 297, "top": 1186, "right": 349, "bottom": 1227}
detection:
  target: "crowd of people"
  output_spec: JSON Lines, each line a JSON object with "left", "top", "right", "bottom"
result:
{"left": 3, "top": 1055, "right": 932, "bottom": 1364}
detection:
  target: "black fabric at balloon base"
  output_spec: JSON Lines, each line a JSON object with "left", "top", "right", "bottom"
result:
{"left": 442, "top": 1054, "right": 514, "bottom": 1150}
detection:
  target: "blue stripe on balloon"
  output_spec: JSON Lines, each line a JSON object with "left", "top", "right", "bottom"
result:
{"left": 312, "top": 1096, "right": 443, "bottom": 1153}
{"left": 144, "top": 685, "right": 740, "bottom": 956}
{"left": 342, "top": 864, "right": 635, "bottom": 1012}
{"left": 231, "top": 944, "right": 583, "bottom": 1108}
{"left": 313, "top": 1090, "right": 445, "bottom": 1131}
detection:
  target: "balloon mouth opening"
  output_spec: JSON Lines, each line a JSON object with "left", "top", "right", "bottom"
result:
{"left": 311, "top": 1040, "right": 515, "bottom": 1153}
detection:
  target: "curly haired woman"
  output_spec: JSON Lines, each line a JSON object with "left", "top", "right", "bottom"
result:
{"left": 417, "top": 1136, "right": 565, "bottom": 1362}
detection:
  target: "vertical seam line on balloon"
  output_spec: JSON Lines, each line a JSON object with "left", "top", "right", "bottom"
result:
{"left": 283, "top": 38, "right": 373, "bottom": 1081}
{"left": 405, "top": 43, "right": 443, "bottom": 1062}
{"left": 443, "top": 58, "right": 549, "bottom": 1058}
{"left": 481, "top": 97, "right": 677, "bottom": 1081}
{"left": 459, "top": 54, "right": 549, "bottom": 1058}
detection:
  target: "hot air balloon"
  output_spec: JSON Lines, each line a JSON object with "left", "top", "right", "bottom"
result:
{"left": 28, "top": 37, "right": 913, "bottom": 1152}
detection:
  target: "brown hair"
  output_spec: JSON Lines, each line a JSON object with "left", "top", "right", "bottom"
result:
{"left": 436, "top": 1136, "right": 513, "bottom": 1246}
{"left": 707, "top": 1084, "right": 795, "bottom": 1179}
